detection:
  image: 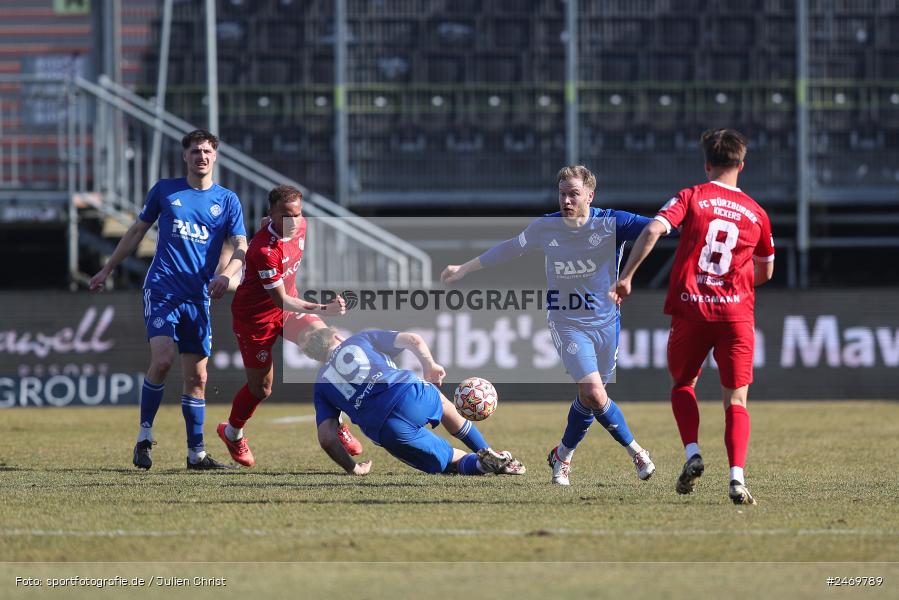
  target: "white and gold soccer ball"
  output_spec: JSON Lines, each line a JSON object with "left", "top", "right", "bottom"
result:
{"left": 453, "top": 377, "right": 498, "bottom": 421}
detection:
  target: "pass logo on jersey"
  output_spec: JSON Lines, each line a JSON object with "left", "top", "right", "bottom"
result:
{"left": 553, "top": 259, "right": 597, "bottom": 277}
{"left": 172, "top": 219, "right": 210, "bottom": 242}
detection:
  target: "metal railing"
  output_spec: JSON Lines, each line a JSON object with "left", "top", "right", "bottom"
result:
{"left": 0, "top": 73, "right": 432, "bottom": 290}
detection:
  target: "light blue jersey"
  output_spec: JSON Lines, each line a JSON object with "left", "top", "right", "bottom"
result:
{"left": 139, "top": 178, "right": 246, "bottom": 303}
{"left": 314, "top": 330, "right": 423, "bottom": 444}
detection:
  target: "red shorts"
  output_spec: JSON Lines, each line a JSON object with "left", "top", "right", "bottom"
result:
{"left": 666, "top": 316, "right": 755, "bottom": 389}
{"left": 232, "top": 312, "right": 323, "bottom": 369}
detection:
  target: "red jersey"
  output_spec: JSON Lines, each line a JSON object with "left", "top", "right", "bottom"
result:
{"left": 655, "top": 181, "right": 774, "bottom": 323}
{"left": 231, "top": 219, "right": 307, "bottom": 323}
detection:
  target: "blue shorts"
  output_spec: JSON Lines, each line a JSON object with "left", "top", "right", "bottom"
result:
{"left": 143, "top": 289, "right": 212, "bottom": 356}
{"left": 548, "top": 319, "right": 619, "bottom": 383}
{"left": 377, "top": 383, "right": 453, "bottom": 475}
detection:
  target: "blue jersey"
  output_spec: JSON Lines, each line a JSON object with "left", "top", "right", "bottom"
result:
{"left": 481, "top": 207, "right": 651, "bottom": 327}
{"left": 139, "top": 178, "right": 246, "bottom": 303}
{"left": 314, "top": 330, "right": 421, "bottom": 444}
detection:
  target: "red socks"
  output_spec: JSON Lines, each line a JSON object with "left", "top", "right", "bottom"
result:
{"left": 672, "top": 385, "right": 751, "bottom": 470}
{"left": 671, "top": 385, "right": 700, "bottom": 447}
{"left": 725, "top": 404, "right": 751, "bottom": 469}
{"left": 229, "top": 384, "right": 264, "bottom": 430}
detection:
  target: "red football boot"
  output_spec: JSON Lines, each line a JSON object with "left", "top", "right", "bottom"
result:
{"left": 216, "top": 422, "right": 255, "bottom": 467}
{"left": 337, "top": 422, "right": 363, "bottom": 456}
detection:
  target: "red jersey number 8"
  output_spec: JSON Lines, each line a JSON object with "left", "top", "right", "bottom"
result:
{"left": 698, "top": 218, "right": 739, "bottom": 276}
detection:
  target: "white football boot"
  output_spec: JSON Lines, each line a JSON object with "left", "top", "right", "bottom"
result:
{"left": 547, "top": 447, "right": 571, "bottom": 486}
{"left": 632, "top": 448, "right": 655, "bottom": 481}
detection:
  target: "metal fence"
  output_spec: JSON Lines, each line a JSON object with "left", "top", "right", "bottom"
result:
{"left": 0, "top": 73, "right": 432, "bottom": 290}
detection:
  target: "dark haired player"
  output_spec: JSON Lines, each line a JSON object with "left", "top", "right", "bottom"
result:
{"left": 90, "top": 129, "right": 248, "bottom": 470}
{"left": 611, "top": 129, "right": 775, "bottom": 504}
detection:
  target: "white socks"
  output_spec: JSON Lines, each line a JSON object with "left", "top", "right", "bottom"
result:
{"left": 187, "top": 448, "right": 207, "bottom": 463}
{"left": 556, "top": 442, "right": 575, "bottom": 463}
{"left": 685, "top": 443, "right": 701, "bottom": 460}
{"left": 224, "top": 423, "right": 243, "bottom": 441}
{"left": 730, "top": 466, "right": 745, "bottom": 484}
{"left": 137, "top": 423, "right": 153, "bottom": 443}
{"left": 625, "top": 441, "right": 643, "bottom": 459}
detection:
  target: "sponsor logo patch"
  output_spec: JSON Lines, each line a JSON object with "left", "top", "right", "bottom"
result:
{"left": 553, "top": 259, "right": 597, "bottom": 277}
{"left": 172, "top": 219, "right": 209, "bottom": 242}
{"left": 152, "top": 317, "right": 165, "bottom": 329}
{"left": 256, "top": 350, "right": 270, "bottom": 363}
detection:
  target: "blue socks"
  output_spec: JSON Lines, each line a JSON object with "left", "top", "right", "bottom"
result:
{"left": 456, "top": 452, "right": 485, "bottom": 476}
{"left": 139, "top": 379, "right": 165, "bottom": 431}
{"left": 561, "top": 396, "right": 595, "bottom": 450}
{"left": 593, "top": 398, "right": 635, "bottom": 447}
{"left": 452, "top": 420, "right": 488, "bottom": 452}
{"left": 181, "top": 395, "right": 205, "bottom": 453}
{"left": 140, "top": 382, "right": 208, "bottom": 457}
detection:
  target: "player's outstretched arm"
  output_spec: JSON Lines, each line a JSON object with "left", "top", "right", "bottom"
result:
{"left": 394, "top": 332, "right": 445, "bottom": 385}
{"left": 318, "top": 419, "right": 371, "bottom": 475}
{"left": 442, "top": 235, "right": 530, "bottom": 284}
{"left": 609, "top": 219, "right": 668, "bottom": 305}
{"left": 89, "top": 218, "right": 153, "bottom": 291}
{"left": 267, "top": 286, "right": 347, "bottom": 316}
{"left": 441, "top": 257, "right": 482, "bottom": 284}
{"left": 210, "top": 234, "right": 248, "bottom": 298}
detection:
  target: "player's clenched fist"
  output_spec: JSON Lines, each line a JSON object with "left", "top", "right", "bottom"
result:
{"left": 423, "top": 362, "right": 446, "bottom": 386}
{"left": 208, "top": 274, "right": 231, "bottom": 299}
{"left": 321, "top": 295, "right": 347, "bottom": 315}
{"left": 609, "top": 277, "right": 632, "bottom": 305}
{"left": 89, "top": 267, "right": 111, "bottom": 291}
{"left": 441, "top": 264, "right": 464, "bottom": 283}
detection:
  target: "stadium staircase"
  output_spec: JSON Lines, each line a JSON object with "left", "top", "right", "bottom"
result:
{"left": 0, "top": 72, "right": 431, "bottom": 290}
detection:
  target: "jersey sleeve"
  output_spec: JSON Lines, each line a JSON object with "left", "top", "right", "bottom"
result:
{"left": 363, "top": 330, "right": 404, "bottom": 357}
{"left": 478, "top": 217, "right": 540, "bottom": 267}
{"left": 610, "top": 209, "right": 653, "bottom": 241}
{"left": 313, "top": 383, "right": 340, "bottom": 426}
{"left": 252, "top": 244, "right": 284, "bottom": 290}
{"left": 138, "top": 182, "right": 162, "bottom": 224}
{"left": 654, "top": 188, "right": 693, "bottom": 234}
{"left": 753, "top": 210, "right": 776, "bottom": 262}
{"left": 227, "top": 193, "right": 247, "bottom": 238}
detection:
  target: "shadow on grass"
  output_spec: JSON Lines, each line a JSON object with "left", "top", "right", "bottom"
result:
{"left": 159, "top": 497, "right": 551, "bottom": 506}
{"left": 217, "top": 479, "right": 430, "bottom": 489}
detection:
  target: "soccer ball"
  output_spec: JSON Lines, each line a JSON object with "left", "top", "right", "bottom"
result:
{"left": 453, "top": 377, "right": 498, "bottom": 421}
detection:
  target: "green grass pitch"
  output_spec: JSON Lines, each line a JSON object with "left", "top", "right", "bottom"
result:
{"left": 1, "top": 401, "right": 897, "bottom": 599}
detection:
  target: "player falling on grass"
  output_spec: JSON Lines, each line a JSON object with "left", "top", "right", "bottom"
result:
{"left": 442, "top": 166, "right": 672, "bottom": 486}
{"left": 610, "top": 129, "right": 775, "bottom": 505}
{"left": 90, "top": 129, "right": 248, "bottom": 470}
{"left": 218, "top": 185, "right": 359, "bottom": 466}
{"left": 304, "top": 327, "right": 525, "bottom": 477}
